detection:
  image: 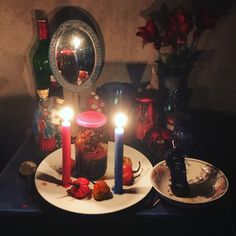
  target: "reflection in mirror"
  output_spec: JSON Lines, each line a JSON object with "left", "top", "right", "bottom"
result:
{"left": 57, "top": 29, "right": 95, "bottom": 85}
{"left": 49, "top": 20, "right": 103, "bottom": 93}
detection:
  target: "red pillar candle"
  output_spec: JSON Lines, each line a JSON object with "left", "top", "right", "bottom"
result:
{"left": 60, "top": 107, "right": 73, "bottom": 187}
{"left": 61, "top": 120, "right": 71, "bottom": 187}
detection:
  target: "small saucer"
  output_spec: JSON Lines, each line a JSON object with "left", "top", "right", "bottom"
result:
{"left": 151, "top": 158, "right": 229, "bottom": 206}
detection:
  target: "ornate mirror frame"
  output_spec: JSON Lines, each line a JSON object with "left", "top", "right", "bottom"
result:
{"left": 49, "top": 20, "right": 103, "bottom": 93}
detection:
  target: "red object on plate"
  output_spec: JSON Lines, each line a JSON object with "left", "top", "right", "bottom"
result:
{"left": 67, "top": 177, "right": 91, "bottom": 199}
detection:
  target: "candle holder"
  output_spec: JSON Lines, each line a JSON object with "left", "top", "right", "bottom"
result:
{"left": 74, "top": 111, "right": 108, "bottom": 181}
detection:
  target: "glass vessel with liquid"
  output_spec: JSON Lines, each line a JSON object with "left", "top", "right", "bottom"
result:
{"left": 32, "top": 19, "right": 51, "bottom": 90}
{"left": 74, "top": 111, "right": 108, "bottom": 180}
{"left": 32, "top": 18, "right": 63, "bottom": 98}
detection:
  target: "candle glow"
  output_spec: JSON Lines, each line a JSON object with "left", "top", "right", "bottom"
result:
{"left": 59, "top": 107, "right": 74, "bottom": 122}
{"left": 72, "top": 36, "right": 81, "bottom": 49}
{"left": 114, "top": 113, "right": 127, "bottom": 128}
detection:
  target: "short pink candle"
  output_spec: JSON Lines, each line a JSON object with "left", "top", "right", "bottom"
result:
{"left": 61, "top": 120, "right": 71, "bottom": 187}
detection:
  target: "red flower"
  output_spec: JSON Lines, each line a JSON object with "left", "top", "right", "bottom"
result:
{"left": 136, "top": 19, "right": 160, "bottom": 48}
{"left": 176, "top": 10, "right": 193, "bottom": 35}
{"left": 136, "top": 2, "right": 222, "bottom": 75}
{"left": 166, "top": 9, "right": 193, "bottom": 44}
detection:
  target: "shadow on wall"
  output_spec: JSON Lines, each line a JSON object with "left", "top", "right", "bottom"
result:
{"left": 95, "top": 62, "right": 150, "bottom": 88}
{"left": 0, "top": 95, "right": 36, "bottom": 172}
{"left": 188, "top": 50, "right": 216, "bottom": 110}
{"left": 125, "top": 63, "right": 147, "bottom": 90}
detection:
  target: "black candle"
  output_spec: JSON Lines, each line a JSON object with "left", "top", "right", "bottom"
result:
{"left": 164, "top": 141, "right": 189, "bottom": 197}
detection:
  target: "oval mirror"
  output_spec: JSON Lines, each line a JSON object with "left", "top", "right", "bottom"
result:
{"left": 49, "top": 20, "right": 103, "bottom": 93}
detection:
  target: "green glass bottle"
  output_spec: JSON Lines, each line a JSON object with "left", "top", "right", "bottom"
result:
{"left": 32, "top": 19, "right": 51, "bottom": 90}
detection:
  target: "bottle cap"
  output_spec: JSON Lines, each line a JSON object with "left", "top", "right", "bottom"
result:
{"left": 136, "top": 97, "right": 154, "bottom": 103}
{"left": 37, "top": 19, "right": 49, "bottom": 40}
{"left": 76, "top": 111, "right": 107, "bottom": 128}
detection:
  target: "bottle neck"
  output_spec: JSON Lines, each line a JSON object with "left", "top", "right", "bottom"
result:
{"left": 37, "top": 19, "right": 49, "bottom": 41}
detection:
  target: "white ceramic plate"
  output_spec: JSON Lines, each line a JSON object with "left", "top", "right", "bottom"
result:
{"left": 35, "top": 142, "right": 153, "bottom": 214}
{"left": 151, "top": 158, "right": 229, "bottom": 205}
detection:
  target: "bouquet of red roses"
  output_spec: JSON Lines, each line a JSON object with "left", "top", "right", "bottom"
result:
{"left": 136, "top": 2, "right": 219, "bottom": 76}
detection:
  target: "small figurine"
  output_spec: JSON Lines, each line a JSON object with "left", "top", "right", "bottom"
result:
{"left": 50, "top": 96, "right": 65, "bottom": 148}
{"left": 32, "top": 89, "right": 57, "bottom": 153}
{"left": 164, "top": 140, "right": 189, "bottom": 197}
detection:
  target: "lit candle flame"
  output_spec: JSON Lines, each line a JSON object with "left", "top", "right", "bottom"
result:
{"left": 72, "top": 36, "right": 81, "bottom": 49}
{"left": 114, "top": 113, "right": 127, "bottom": 128}
{"left": 59, "top": 107, "right": 74, "bottom": 122}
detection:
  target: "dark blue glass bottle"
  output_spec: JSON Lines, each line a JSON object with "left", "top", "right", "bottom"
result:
{"left": 172, "top": 119, "right": 193, "bottom": 157}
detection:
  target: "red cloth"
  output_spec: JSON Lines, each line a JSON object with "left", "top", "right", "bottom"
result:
{"left": 136, "top": 100, "right": 154, "bottom": 140}
{"left": 39, "top": 137, "right": 56, "bottom": 152}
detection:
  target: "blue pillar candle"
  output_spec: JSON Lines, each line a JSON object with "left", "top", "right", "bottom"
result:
{"left": 113, "top": 113, "right": 127, "bottom": 194}
{"left": 114, "top": 126, "right": 124, "bottom": 194}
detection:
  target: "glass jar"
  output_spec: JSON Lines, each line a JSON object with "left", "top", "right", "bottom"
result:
{"left": 74, "top": 111, "right": 108, "bottom": 180}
